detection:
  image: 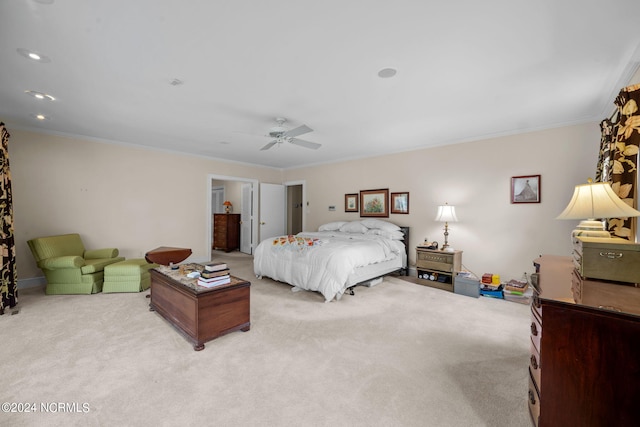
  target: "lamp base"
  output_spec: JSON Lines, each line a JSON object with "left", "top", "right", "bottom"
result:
{"left": 572, "top": 220, "right": 611, "bottom": 239}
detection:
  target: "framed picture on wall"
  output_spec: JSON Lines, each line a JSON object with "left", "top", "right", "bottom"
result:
{"left": 360, "top": 189, "right": 389, "bottom": 217}
{"left": 511, "top": 175, "right": 541, "bottom": 203}
{"left": 345, "top": 194, "right": 358, "bottom": 212}
{"left": 390, "top": 192, "right": 409, "bottom": 214}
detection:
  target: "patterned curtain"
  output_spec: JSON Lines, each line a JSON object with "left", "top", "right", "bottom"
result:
{"left": 601, "top": 84, "right": 640, "bottom": 240}
{"left": 595, "top": 118, "right": 615, "bottom": 183}
{"left": 1, "top": 122, "right": 18, "bottom": 314}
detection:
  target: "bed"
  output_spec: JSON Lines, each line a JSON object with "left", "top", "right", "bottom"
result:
{"left": 253, "top": 219, "right": 409, "bottom": 302}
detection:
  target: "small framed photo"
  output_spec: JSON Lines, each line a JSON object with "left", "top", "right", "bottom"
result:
{"left": 360, "top": 189, "right": 389, "bottom": 217}
{"left": 345, "top": 193, "right": 358, "bottom": 212}
{"left": 511, "top": 175, "right": 541, "bottom": 203}
{"left": 390, "top": 192, "right": 410, "bottom": 214}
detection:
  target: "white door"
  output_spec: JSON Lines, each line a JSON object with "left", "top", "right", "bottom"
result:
{"left": 259, "top": 183, "right": 285, "bottom": 242}
{"left": 240, "top": 183, "right": 252, "bottom": 254}
{"left": 212, "top": 187, "right": 224, "bottom": 213}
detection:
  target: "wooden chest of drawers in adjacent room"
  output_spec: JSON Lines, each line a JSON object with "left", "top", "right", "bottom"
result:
{"left": 213, "top": 213, "right": 240, "bottom": 252}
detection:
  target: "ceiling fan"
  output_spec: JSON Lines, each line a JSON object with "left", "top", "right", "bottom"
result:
{"left": 260, "top": 117, "right": 321, "bottom": 151}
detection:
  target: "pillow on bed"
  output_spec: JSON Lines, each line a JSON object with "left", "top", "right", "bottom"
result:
{"left": 339, "top": 221, "right": 368, "bottom": 234}
{"left": 318, "top": 221, "right": 347, "bottom": 231}
{"left": 360, "top": 218, "right": 401, "bottom": 232}
{"left": 366, "top": 228, "right": 405, "bottom": 240}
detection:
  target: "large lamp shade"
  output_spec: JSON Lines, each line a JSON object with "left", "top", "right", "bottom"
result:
{"left": 556, "top": 179, "right": 640, "bottom": 238}
{"left": 435, "top": 203, "right": 458, "bottom": 251}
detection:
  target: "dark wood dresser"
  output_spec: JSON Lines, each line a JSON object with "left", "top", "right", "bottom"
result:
{"left": 213, "top": 213, "right": 240, "bottom": 252}
{"left": 528, "top": 255, "right": 640, "bottom": 427}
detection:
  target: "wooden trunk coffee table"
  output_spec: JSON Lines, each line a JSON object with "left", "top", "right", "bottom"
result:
{"left": 149, "top": 265, "right": 250, "bottom": 351}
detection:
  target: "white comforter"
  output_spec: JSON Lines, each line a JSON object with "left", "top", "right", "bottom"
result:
{"left": 253, "top": 231, "right": 404, "bottom": 302}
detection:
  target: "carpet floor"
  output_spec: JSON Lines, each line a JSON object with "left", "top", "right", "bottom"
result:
{"left": 1, "top": 252, "right": 532, "bottom": 427}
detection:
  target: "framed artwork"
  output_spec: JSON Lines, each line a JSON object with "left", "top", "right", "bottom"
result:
{"left": 360, "top": 189, "right": 389, "bottom": 217}
{"left": 390, "top": 192, "right": 409, "bottom": 214}
{"left": 511, "top": 175, "right": 541, "bottom": 203}
{"left": 345, "top": 193, "right": 358, "bottom": 212}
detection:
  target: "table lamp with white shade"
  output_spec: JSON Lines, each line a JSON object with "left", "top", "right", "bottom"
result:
{"left": 556, "top": 178, "right": 640, "bottom": 238}
{"left": 435, "top": 203, "right": 458, "bottom": 251}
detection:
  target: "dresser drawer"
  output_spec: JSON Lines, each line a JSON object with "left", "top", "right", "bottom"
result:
{"left": 571, "top": 269, "right": 582, "bottom": 303}
{"left": 532, "top": 294, "right": 542, "bottom": 320}
{"left": 528, "top": 370, "right": 540, "bottom": 427}
{"left": 580, "top": 277, "right": 640, "bottom": 315}
{"left": 416, "top": 260, "right": 453, "bottom": 272}
{"left": 529, "top": 341, "right": 541, "bottom": 393}
{"left": 416, "top": 251, "right": 454, "bottom": 272}
{"left": 574, "top": 236, "right": 640, "bottom": 283}
{"left": 530, "top": 308, "right": 542, "bottom": 353}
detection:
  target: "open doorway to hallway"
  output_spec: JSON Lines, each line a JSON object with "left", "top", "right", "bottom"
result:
{"left": 287, "top": 184, "right": 303, "bottom": 235}
{"left": 207, "top": 176, "right": 306, "bottom": 257}
{"left": 208, "top": 175, "right": 258, "bottom": 256}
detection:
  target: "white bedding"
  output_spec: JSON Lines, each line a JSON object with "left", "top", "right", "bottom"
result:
{"left": 253, "top": 230, "right": 406, "bottom": 302}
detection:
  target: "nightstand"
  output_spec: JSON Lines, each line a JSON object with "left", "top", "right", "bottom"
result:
{"left": 415, "top": 247, "right": 462, "bottom": 292}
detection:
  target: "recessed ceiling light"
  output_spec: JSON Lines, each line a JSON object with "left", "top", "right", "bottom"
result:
{"left": 25, "top": 90, "right": 55, "bottom": 101}
{"left": 17, "top": 48, "right": 51, "bottom": 63}
{"left": 378, "top": 68, "right": 397, "bottom": 78}
{"left": 33, "top": 0, "right": 55, "bottom": 4}
{"left": 219, "top": 141, "right": 231, "bottom": 145}
{"left": 30, "top": 113, "right": 49, "bottom": 120}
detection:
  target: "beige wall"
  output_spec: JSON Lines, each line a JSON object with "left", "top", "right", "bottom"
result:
{"left": 8, "top": 90, "right": 633, "bottom": 284}
{"left": 10, "top": 130, "right": 282, "bottom": 281}
{"left": 284, "top": 122, "right": 601, "bottom": 280}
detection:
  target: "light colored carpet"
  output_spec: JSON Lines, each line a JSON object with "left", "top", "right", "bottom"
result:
{"left": 1, "top": 253, "right": 532, "bottom": 427}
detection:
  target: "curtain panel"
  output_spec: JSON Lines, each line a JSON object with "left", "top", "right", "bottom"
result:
{"left": 599, "top": 84, "right": 640, "bottom": 240}
{"left": 1, "top": 122, "right": 17, "bottom": 314}
{"left": 595, "top": 118, "right": 615, "bottom": 183}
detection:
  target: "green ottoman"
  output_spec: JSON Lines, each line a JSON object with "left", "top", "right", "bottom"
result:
{"left": 102, "top": 259, "right": 157, "bottom": 293}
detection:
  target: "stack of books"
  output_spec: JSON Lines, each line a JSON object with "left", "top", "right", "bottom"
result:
{"left": 504, "top": 279, "right": 529, "bottom": 293}
{"left": 196, "top": 262, "right": 231, "bottom": 288}
{"left": 480, "top": 272, "right": 504, "bottom": 298}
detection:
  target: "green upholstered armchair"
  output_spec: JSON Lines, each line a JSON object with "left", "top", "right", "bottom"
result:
{"left": 27, "top": 233, "right": 125, "bottom": 295}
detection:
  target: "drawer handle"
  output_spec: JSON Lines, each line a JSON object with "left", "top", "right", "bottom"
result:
{"left": 530, "top": 354, "right": 538, "bottom": 370}
{"left": 528, "top": 389, "right": 536, "bottom": 405}
{"left": 530, "top": 322, "right": 538, "bottom": 336}
{"left": 599, "top": 251, "right": 623, "bottom": 259}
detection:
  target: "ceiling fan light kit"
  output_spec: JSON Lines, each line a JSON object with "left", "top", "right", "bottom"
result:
{"left": 260, "top": 117, "right": 321, "bottom": 151}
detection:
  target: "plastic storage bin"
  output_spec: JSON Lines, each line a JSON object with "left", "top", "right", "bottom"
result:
{"left": 454, "top": 274, "right": 480, "bottom": 298}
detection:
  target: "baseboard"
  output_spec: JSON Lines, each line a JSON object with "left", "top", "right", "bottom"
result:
{"left": 18, "top": 276, "right": 46, "bottom": 289}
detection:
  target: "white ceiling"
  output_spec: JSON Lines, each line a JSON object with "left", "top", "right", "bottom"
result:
{"left": 2, "top": 0, "right": 640, "bottom": 169}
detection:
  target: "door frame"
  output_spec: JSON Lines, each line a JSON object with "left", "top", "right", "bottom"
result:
{"left": 206, "top": 174, "right": 259, "bottom": 256}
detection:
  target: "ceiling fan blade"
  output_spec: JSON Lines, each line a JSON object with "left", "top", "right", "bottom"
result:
{"left": 283, "top": 124, "right": 312, "bottom": 138}
{"left": 260, "top": 140, "right": 278, "bottom": 151}
{"left": 289, "top": 138, "right": 321, "bottom": 150}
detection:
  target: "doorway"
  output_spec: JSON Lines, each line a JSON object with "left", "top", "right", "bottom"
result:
{"left": 206, "top": 176, "right": 306, "bottom": 256}
{"left": 284, "top": 180, "right": 306, "bottom": 235}
{"left": 208, "top": 175, "right": 259, "bottom": 255}
{"left": 287, "top": 184, "right": 303, "bottom": 235}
